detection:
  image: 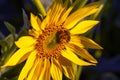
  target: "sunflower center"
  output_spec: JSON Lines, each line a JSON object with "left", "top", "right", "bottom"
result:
{"left": 35, "top": 26, "right": 70, "bottom": 59}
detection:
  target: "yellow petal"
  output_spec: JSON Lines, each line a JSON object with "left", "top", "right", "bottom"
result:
{"left": 70, "top": 20, "right": 99, "bottom": 34}
{"left": 61, "top": 47, "right": 95, "bottom": 66}
{"left": 40, "top": 0, "right": 55, "bottom": 29}
{"left": 67, "top": 44, "right": 98, "bottom": 63}
{"left": 2, "top": 47, "right": 33, "bottom": 67}
{"left": 49, "top": 0, "right": 64, "bottom": 24}
{"left": 15, "top": 36, "right": 36, "bottom": 48}
{"left": 27, "top": 59, "right": 39, "bottom": 80}
{"left": 18, "top": 51, "right": 36, "bottom": 80}
{"left": 18, "top": 52, "right": 31, "bottom": 64}
{"left": 59, "top": 0, "right": 78, "bottom": 24}
{"left": 64, "top": 1, "right": 101, "bottom": 29}
{"left": 32, "top": 58, "right": 43, "bottom": 80}
{"left": 51, "top": 59, "right": 62, "bottom": 80}
{"left": 69, "top": 35, "right": 84, "bottom": 48}
{"left": 37, "top": 16, "right": 42, "bottom": 27}
{"left": 58, "top": 55, "right": 74, "bottom": 80}
{"left": 80, "top": 36, "right": 103, "bottom": 49}
{"left": 27, "top": 58, "right": 43, "bottom": 80}
{"left": 39, "top": 58, "right": 50, "bottom": 80}
{"left": 28, "top": 29, "right": 39, "bottom": 38}
{"left": 48, "top": 0, "right": 58, "bottom": 24}
{"left": 40, "top": 0, "right": 58, "bottom": 29}
{"left": 41, "top": 16, "right": 49, "bottom": 30}
{"left": 30, "top": 13, "right": 41, "bottom": 32}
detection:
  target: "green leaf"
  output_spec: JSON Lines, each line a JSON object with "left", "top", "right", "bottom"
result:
{"left": 0, "top": 34, "right": 17, "bottom": 65}
{"left": 91, "top": 0, "right": 107, "bottom": 20}
{"left": 0, "top": 32, "right": 5, "bottom": 40}
{"left": 32, "top": 0, "right": 46, "bottom": 17}
{"left": 5, "top": 34, "right": 15, "bottom": 49}
{"left": 0, "top": 40, "right": 8, "bottom": 54}
{"left": 77, "top": 0, "right": 88, "bottom": 8}
{"left": 71, "top": 0, "right": 88, "bottom": 13}
{"left": 22, "top": 9, "right": 29, "bottom": 29}
{"left": 4, "top": 22, "right": 16, "bottom": 34}
{"left": 0, "top": 62, "right": 25, "bottom": 80}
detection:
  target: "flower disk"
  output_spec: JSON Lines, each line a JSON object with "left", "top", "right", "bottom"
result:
{"left": 35, "top": 26, "right": 70, "bottom": 59}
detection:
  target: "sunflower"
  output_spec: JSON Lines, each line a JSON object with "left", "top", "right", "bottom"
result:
{"left": 2, "top": 0, "right": 102, "bottom": 80}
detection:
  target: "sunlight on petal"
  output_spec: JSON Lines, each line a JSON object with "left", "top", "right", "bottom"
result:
{"left": 27, "top": 59, "right": 38, "bottom": 80}
{"left": 69, "top": 35, "right": 84, "bottom": 48}
{"left": 2, "top": 47, "right": 33, "bottom": 67}
{"left": 30, "top": 13, "right": 41, "bottom": 31}
{"left": 49, "top": 0, "right": 64, "bottom": 24}
{"left": 27, "top": 58, "right": 43, "bottom": 80}
{"left": 32, "top": 58, "right": 43, "bottom": 80}
{"left": 37, "top": 16, "right": 42, "bottom": 27}
{"left": 38, "top": 58, "right": 50, "bottom": 80}
{"left": 58, "top": 55, "right": 74, "bottom": 79}
{"left": 18, "top": 51, "right": 36, "bottom": 80}
{"left": 41, "top": 16, "right": 50, "bottom": 30}
{"left": 70, "top": 20, "right": 99, "bottom": 34}
{"left": 80, "top": 36, "right": 103, "bottom": 49}
{"left": 51, "top": 59, "right": 62, "bottom": 80}
{"left": 64, "top": 2, "right": 101, "bottom": 29}
{"left": 59, "top": 0, "right": 79, "bottom": 24}
{"left": 67, "top": 44, "right": 98, "bottom": 63}
{"left": 15, "top": 36, "right": 36, "bottom": 48}
{"left": 61, "top": 47, "right": 96, "bottom": 66}
{"left": 18, "top": 52, "right": 31, "bottom": 64}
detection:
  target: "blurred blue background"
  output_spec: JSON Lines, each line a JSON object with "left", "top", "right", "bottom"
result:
{"left": 0, "top": 0, "right": 120, "bottom": 80}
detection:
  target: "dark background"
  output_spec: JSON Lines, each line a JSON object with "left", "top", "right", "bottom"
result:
{"left": 0, "top": 0, "right": 120, "bottom": 80}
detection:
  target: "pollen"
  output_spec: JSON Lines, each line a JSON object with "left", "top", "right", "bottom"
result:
{"left": 35, "top": 25, "right": 70, "bottom": 59}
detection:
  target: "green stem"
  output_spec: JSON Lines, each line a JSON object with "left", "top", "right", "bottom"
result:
{"left": 32, "top": 0, "right": 46, "bottom": 17}
{"left": 3, "top": 44, "right": 17, "bottom": 64}
{"left": 76, "top": 66, "right": 82, "bottom": 80}
{"left": 92, "top": 0, "right": 107, "bottom": 20}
